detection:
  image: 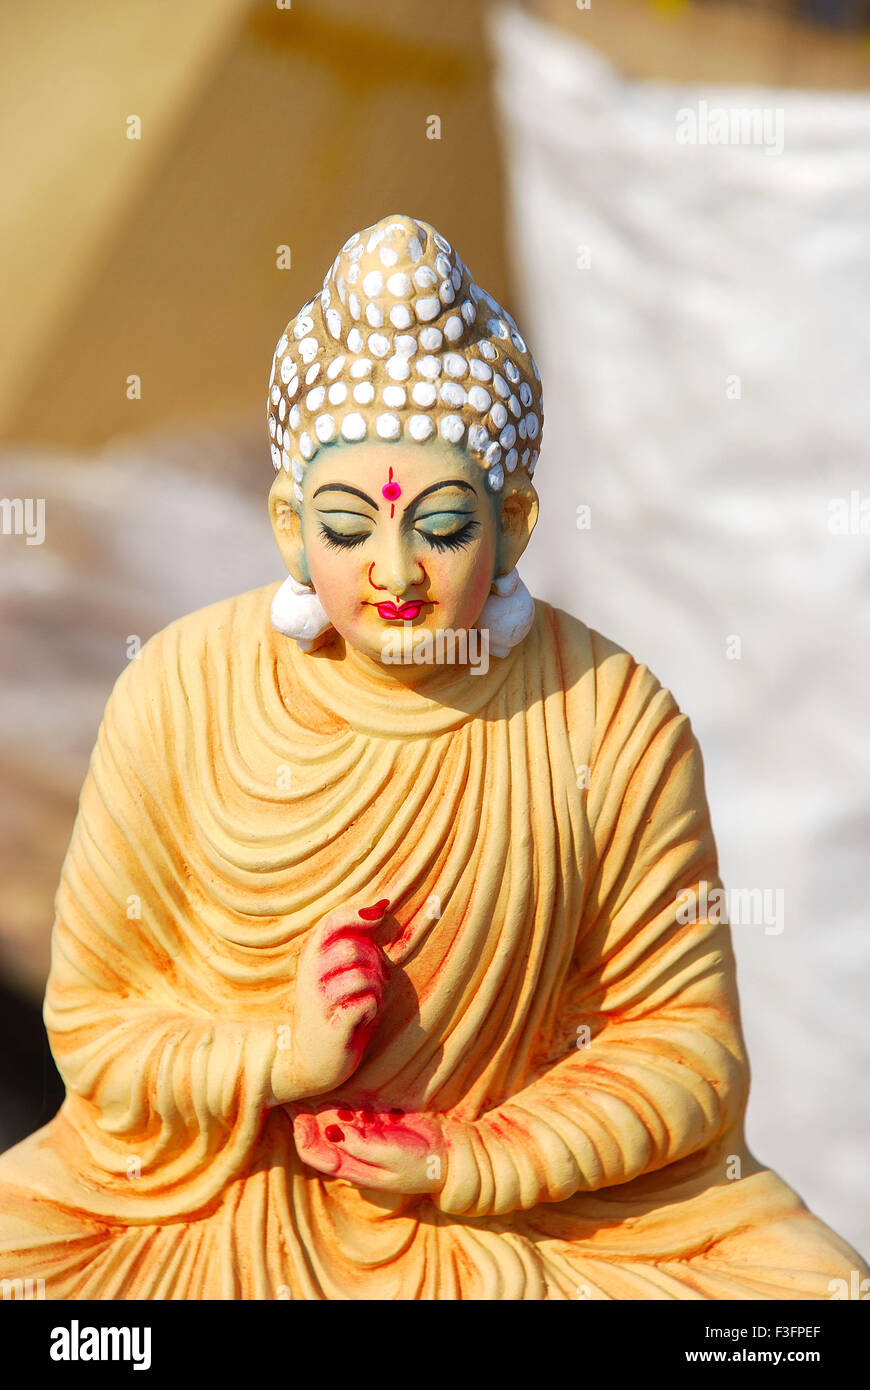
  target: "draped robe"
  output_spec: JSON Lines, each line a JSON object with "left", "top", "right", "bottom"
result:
{"left": 0, "top": 583, "right": 864, "bottom": 1299}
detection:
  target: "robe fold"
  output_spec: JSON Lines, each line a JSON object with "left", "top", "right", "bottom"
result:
{"left": 0, "top": 582, "right": 864, "bottom": 1299}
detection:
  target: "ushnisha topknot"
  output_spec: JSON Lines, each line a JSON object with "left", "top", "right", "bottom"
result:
{"left": 267, "top": 213, "right": 543, "bottom": 498}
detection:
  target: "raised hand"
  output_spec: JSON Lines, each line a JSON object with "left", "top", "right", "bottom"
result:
{"left": 269, "top": 898, "right": 392, "bottom": 1105}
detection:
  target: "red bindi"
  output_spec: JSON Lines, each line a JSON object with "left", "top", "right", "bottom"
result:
{"left": 324, "top": 1125, "right": 344, "bottom": 1143}
{"left": 382, "top": 466, "right": 400, "bottom": 515}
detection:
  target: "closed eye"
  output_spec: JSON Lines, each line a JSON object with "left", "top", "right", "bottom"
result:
{"left": 416, "top": 519, "right": 480, "bottom": 552}
{"left": 319, "top": 523, "right": 370, "bottom": 550}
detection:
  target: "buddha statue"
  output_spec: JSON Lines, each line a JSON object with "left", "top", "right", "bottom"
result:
{"left": 0, "top": 213, "right": 865, "bottom": 1301}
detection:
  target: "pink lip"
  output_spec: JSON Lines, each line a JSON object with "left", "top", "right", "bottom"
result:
{"left": 375, "top": 601, "right": 423, "bottom": 621}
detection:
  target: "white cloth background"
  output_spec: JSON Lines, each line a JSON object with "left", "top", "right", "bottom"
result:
{"left": 489, "top": 4, "right": 870, "bottom": 1259}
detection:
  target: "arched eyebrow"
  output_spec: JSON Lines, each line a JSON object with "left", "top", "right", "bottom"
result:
{"left": 407, "top": 480, "right": 476, "bottom": 510}
{"left": 313, "top": 484, "right": 378, "bottom": 508}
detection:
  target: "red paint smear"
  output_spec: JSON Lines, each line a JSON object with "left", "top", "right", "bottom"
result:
{"left": 359, "top": 899, "right": 390, "bottom": 921}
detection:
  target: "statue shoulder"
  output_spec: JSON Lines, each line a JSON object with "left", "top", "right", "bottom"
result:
{"left": 103, "top": 583, "right": 279, "bottom": 722}
{"left": 531, "top": 598, "right": 688, "bottom": 752}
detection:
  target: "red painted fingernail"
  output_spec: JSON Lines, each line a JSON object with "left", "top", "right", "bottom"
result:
{"left": 337, "top": 1109, "right": 354, "bottom": 1121}
{"left": 324, "top": 1125, "right": 344, "bottom": 1143}
{"left": 359, "top": 899, "right": 390, "bottom": 921}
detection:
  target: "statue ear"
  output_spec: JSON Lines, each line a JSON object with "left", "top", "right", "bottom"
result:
{"left": 495, "top": 483, "right": 539, "bottom": 578}
{"left": 269, "top": 475, "right": 312, "bottom": 586}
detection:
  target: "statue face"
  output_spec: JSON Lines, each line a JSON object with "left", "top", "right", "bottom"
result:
{"left": 298, "top": 441, "right": 501, "bottom": 664}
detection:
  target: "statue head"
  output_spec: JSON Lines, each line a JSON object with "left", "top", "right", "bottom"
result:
{"left": 267, "top": 214, "right": 543, "bottom": 666}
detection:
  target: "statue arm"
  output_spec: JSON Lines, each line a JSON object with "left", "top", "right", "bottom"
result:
{"left": 42, "top": 632, "right": 293, "bottom": 1202}
{"left": 432, "top": 658, "right": 749, "bottom": 1218}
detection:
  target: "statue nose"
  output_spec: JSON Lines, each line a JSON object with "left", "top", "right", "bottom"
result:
{"left": 369, "top": 559, "right": 426, "bottom": 595}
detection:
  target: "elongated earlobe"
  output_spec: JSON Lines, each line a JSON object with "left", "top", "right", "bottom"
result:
{"left": 270, "top": 575, "right": 333, "bottom": 653}
{"left": 477, "top": 569, "right": 535, "bottom": 659}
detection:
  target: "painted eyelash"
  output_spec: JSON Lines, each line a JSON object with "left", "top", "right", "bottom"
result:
{"left": 419, "top": 519, "right": 480, "bottom": 552}
{"left": 319, "top": 524, "right": 369, "bottom": 550}
{"left": 319, "top": 519, "right": 480, "bottom": 553}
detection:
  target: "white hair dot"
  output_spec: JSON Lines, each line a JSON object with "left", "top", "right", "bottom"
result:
{"left": 328, "top": 382, "right": 347, "bottom": 405}
{"left": 271, "top": 444, "right": 281, "bottom": 469}
{"left": 433, "top": 232, "right": 452, "bottom": 254}
{"left": 299, "top": 337, "right": 318, "bottom": 363}
{"left": 505, "top": 360, "right": 520, "bottom": 384}
{"left": 412, "top": 381, "right": 437, "bottom": 406}
{"left": 468, "top": 424, "right": 490, "bottom": 451}
{"left": 379, "top": 246, "right": 399, "bottom": 267}
{"left": 386, "top": 355, "right": 410, "bottom": 381}
{"left": 348, "top": 293, "right": 362, "bottom": 321}
{"left": 525, "top": 413, "right": 540, "bottom": 439}
{"left": 444, "top": 315, "right": 463, "bottom": 342}
{"left": 305, "top": 363, "right": 321, "bottom": 384}
{"left": 394, "top": 334, "right": 417, "bottom": 357}
{"left": 347, "top": 328, "right": 364, "bottom": 353}
{"left": 327, "top": 356, "right": 346, "bottom": 379}
{"left": 376, "top": 412, "right": 401, "bottom": 440}
{"left": 383, "top": 385, "right": 406, "bottom": 407}
{"left": 363, "top": 270, "right": 384, "bottom": 298}
{"left": 369, "top": 333, "right": 391, "bottom": 358}
{"left": 341, "top": 412, "right": 367, "bottom": 441}
{"left": 306, "top": 385, "right": 325, "bottom": 410}
{"left": 414, "top": 265, "right": 438, "bottom": 290}
{"left": 278, "top": 396, "right": 286, "bottom": 420}
{"left": 280, "top": 357, "right": 295, "bottom": 384}
{"left": 389, "top": 304, "right": 413, "bottom": 330}
{"left": 299, "top": 432, "right": 315, "bottom": 459}
{"left": 491, "top": 402, "right": 508, "bottom": 430}
{"left": 353, "top": 382, "right": 375, "bottom": 405}
{"left": 469, "top": 360, "right": 492, "bottom": 383}
{"left": 440, "top": 415, "right": 465, "bottom": 444}
{"left": 292, "top": 458, "right": 304, "bottom": 481}
{"left": 276, "top": 334, "right": 289, "bottom": 356}
{"left": 439, "top": 280, "right": 455, "bottom": 305}
{"left": 479, "top": 342, "right": 497, "bottom": 361}
{"left": 484, "top": 441, "right": 502, "bottom": 466}
{"left": 387, "top": 272, "right": 412, "bottom": 298}
{"left": 293, "top": 481, "right": 304, "bottom": 502}
{"left": 440, "top": 381, "right": 466, "bottom": 408}
{"left": 505, "top": 447, "right": 519, "bottom": 472}
{"left": 350, "top": 358, "right": 372, "bottom": 377}
{"left": 415, "top": 297, "right": 440, "bottom": 322}
{"left": 487, "top": 463, "right": 505, "bottom": 492}
{"left": 365, "top": 302, "right": 384, "bottom": 328}
{"left": 499, "top": 423, "right": 517, "bottom": 449}
{"left": 289, "top": 405, "right": 301, "bottom": 429}
{"left": 409, "top": 414, "right": 435, "bottom": 441}
{"left": 443, "top": 353, "right": 467, "bottom": 378}
{"left": 315, "top": 414, "right": 336, "bottom": 443}
{"left": 326, "top": 309, "right": 343, "bottom": 339}
{"left": 416, "top": 355, "right": 441, "bottom": 379}
{"left": 270, "top": 384, "right": 281, "bottom": 403}
{"left": 294, "top": 316, "right": 314, "bottom": 339}
{"left": 419, "top": 327, "right": 443, "bottom": 351}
